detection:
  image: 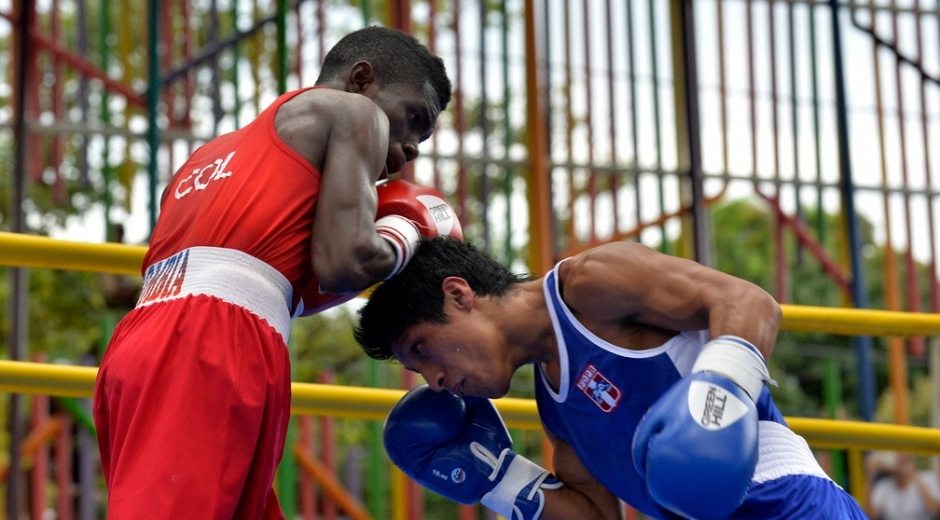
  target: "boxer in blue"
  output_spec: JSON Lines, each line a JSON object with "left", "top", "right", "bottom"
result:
{"left": 354, "top": 237, "right": 867, "bottom": 520}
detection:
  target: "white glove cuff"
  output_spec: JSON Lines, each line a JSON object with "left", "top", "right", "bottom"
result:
{"left": 692, "top": 336, "right": 773, "bottom": 402}
{"left": 478, "top": 450, "right": 551, "bottom": 520}
{"left": 375, "top": 215, "right": 421, "bottom": 280}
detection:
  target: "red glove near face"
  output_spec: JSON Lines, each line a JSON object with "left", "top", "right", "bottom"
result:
{"left": 374, "top": 179, "right": 463, "bottom": 279}
{"left": 297, "top": 179, "right": 463, "bottom": 317}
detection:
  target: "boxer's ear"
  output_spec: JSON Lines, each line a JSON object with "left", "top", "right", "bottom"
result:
{"left": 442, "top": 277, "right": 474, "bottom": 311}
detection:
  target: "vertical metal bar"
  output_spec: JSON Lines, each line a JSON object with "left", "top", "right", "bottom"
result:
{"left": 768, "top": 1, "right": 781, "bottom": 181}
{"left": 829, "top": 0, "right": 876, "bottom": 422}
{"left": 788, "top": 0, "right": 804, "bottom": 266}
{"left": 367, "top": 362, "right": 386, "bottom": 519}
{"left": 398, "top": 370, "right": 416, "bottom": 520}
{"left": 428, "top": 0, "right": 444, "bottom": 195}
{"left": 563, "top": 0, "right": 575, "bottom": 249}
{"left": 147, "top": 0, "right": 161, "bottom": 235}
{"left": 501, "top": 0, "right": 514, "bottom": 265}
{"left": 746, "top": 0, "right": 758, "bottom": 187}
{"left": 824, "top": 358, "right": 847, "bottom": 486}
{"left": 120, "top": 0, "right": 137, "bottom": 214}
{"left": 298, "top": 416, "right": 315, "bottom": 519}
{"left": 230, "top": 0, "right": 242, "bottom": 128}
{"left": 390, "top": 0, "right": 411, "bottom": 33}
{"left": 525, "top": 0, "right": 553, "bottom": 274}
{"left": 715, "top": 0, "right": 731, "bottom": 202}
{"left": 182, "top": 0, "right": 195, "bottom": 137}
{"left": 912, "top": 1, "right": 939, "bottom": 315}
{"left": 317, "top": 0, "right": 326, "bottom": 76}
{"left": 75, "top": 0, "right": 91, "bottom": 187}
{"left": 543, "top": 0, "right": 557, "bottom": 261}
{"left": 768, "top": 1, "right": 789, "bottom": 303}
{"left": 808, "top": 1, "right": 826, "bottom": 243}
{"left": 294, "top": 1, "right": 303, "bottom": 83}
{"left": 30, "top": 393, "right": 50, "bottom": 519}
{"left": 277, "top": 0, "right": 287, "bottom": 94}
{"left": 865, "top": 0, "right": 908, "bottom": 426}
{"left": 604, "top": 0, "right": 619, "bottom": 239}
{"left": 932, "top": 337, "right": 940, "bottom": 476}
{"left": 360, "top": 0, "right": 370, "bottom": 24}
{"left": 673, "top": 0, "right": 711, "bottom": 266}
{"left": 26, "top": 2, "right": 40, "bottom": 185}
{"left": 7, "top": 1, "right": 34, "bottom": 516}
{"left": 648, "top": 0, "right": 666, "bottom": 253}
{"left": 581, "top": 0, "right": 597, "bottom": 243}
{"left": 319, "top": 373, "right": 336, "bottom": 520}
{"left": 56, "top": 413, "right": 73, "bottom": 520}
{"left": 277, "top": 420, "right": 298, "bottom": 520}
{"left": 210, "top": 0, "right": 224, "bottom": 133}
{"left": 453, "top": 0, "right": 469, "bottom": 236}
{"left": 889, "top": 0, "right": 916, "bottom": 418}
{"left": 626, "top": 0, "right": 640, "bottom": 241}
{"left": 888, "top": 0, "right": 923, "bottom": 361}
{"left": 480, "top": 0, "right": 491, "bottom": 249}
{"left": 51, "top": 0, "right": 65, "bottom": 203}
{"left": 77, "top": 396, "right": 96, "bottom": 520}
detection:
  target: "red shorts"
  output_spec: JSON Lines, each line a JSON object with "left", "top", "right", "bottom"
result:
{"left": 94, "top": 295, "right": 291, "bottom": 519}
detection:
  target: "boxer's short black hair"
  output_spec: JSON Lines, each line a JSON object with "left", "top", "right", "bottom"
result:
{"left": 317, "top": 26, "right": 451, "bottom": 112}
{"left": 354, "top": 237, "right": 533, "bottom": 360}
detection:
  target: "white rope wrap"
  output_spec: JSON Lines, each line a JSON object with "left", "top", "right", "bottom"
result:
{"left": 691, "top": 335, "right": 774, "bottom": 402}
{"left": 375, "top": 215, "right": 421, "bottom": 280}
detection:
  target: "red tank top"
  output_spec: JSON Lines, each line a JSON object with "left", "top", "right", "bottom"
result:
{"left": 145, "top": 87, "right": 322, "bottom": 299}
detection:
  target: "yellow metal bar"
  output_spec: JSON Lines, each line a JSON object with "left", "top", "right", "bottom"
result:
{"left": 779, "top": 303, "right": 940, "bottom": 337}
{"left": 4, "top": 360, "right": 940, "bottom": 454}
{"left": 3, "top": 234, "right": 940, "bottom": 337}
{"left": 0, "top": 231, "right": 146, "bottom": 276}
{"left": 847, "top": 449, "right": 867, "bottom": 508}
{"left": 787, "top": 417, "right": 940, "bottom": 453}
{"left": 0, "top": 360, "right": 98, "bottom": 398}
{"left": 391, "top": 466, "right": 406, "bottom": 520}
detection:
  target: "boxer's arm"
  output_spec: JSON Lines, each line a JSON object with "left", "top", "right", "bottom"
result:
{"left": 558, "top": 241, "right": 781, "bottom": 359}
{"left": 542, "top": 431, "right": 624, "bottom": 520}
{"left": 306, "top": 95, "right": 399, "bottom": 293}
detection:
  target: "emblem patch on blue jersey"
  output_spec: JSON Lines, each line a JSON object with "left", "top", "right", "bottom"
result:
{"left": 576, "top": 364, "right": 621, "bottom": 413}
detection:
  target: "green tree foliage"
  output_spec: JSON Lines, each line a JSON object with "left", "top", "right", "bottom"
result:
{"left": 706, "top": 198, "right": 935, "bottom": 422}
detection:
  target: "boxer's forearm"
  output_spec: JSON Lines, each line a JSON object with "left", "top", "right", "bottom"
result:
{"left": 542, "top": 485, "right": 624, "bottom": 520}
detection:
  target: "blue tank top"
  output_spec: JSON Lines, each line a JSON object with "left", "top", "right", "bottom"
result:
{"left": 534, "top": 262, "right": 867, "bottom": 519}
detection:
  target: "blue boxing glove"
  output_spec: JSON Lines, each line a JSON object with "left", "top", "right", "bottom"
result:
{"left": 632, "top": 336, "right": 772, "bottom": 520}
{"left": 384, "top": 385, "right": 562, "bottom": 520}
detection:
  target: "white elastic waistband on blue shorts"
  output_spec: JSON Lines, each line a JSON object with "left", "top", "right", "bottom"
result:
{"left": 136, "top": 246, "right": 293, "bottom": 343}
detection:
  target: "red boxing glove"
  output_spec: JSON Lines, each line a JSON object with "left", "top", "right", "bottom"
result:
{"left": 375, "top": 179, "right": 463, "bottom": 279}
{"left": 298, "top": 180, "right": 462, "bottom": 315}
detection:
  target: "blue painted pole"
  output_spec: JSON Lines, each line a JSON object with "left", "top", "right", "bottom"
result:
{"left": 829, "top": 0, "right": 876, "bottom": 421}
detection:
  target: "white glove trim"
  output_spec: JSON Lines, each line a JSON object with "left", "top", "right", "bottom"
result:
{"left": 472, "top": 445, "right": 552, "bottom": 520}
{"left": 692, "top": 335, "right": 774, "bottom": 402}
{"left": 375, "top": 215, "right": 421, "bottom": 280}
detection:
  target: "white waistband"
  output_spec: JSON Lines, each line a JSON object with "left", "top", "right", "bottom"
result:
{"left": 753, "top": 420, "right": 831, "bottom": 484}
{"left": 136, "top": 247, "right": 293, "bottom": 343}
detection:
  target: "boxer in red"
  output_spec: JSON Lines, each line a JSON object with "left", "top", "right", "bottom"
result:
{"left": 92, "top": 26, "right": 457, "bottom": 519}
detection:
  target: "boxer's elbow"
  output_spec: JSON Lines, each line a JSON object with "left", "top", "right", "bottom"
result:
{"left": 312, "top": 234, "right": 392, "bottom": 293}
